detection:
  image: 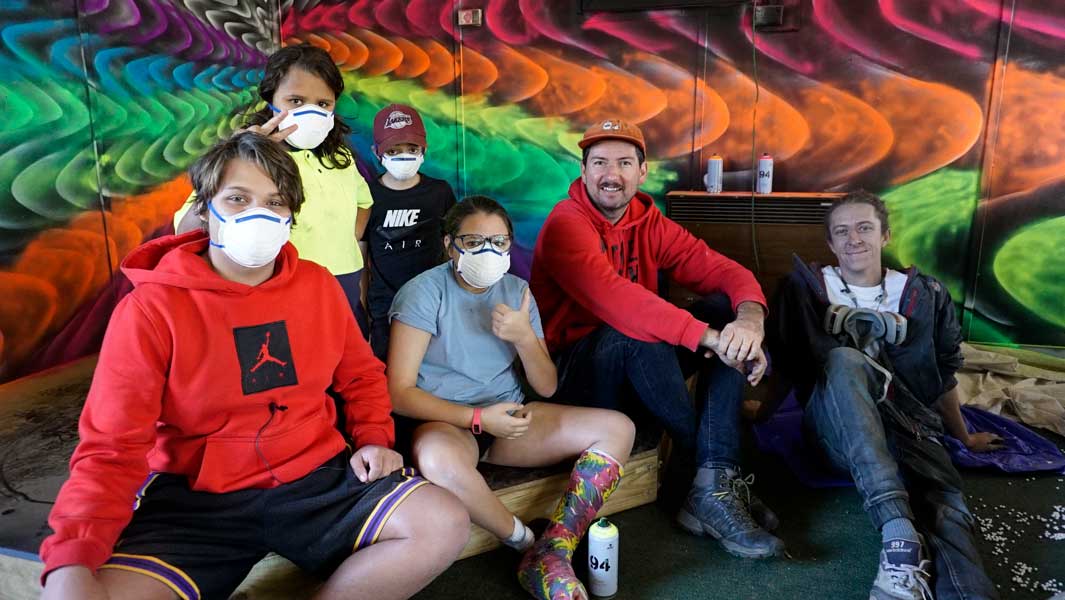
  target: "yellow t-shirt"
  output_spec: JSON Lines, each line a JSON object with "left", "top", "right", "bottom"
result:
{"left": 174, "top": 149, "right": 372, "bottom": 275}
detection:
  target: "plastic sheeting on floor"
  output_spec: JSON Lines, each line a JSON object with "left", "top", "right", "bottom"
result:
{"left": 956, "top": 343, "right": 1065, "bottom": 437}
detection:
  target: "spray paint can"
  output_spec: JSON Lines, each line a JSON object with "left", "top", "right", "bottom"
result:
{"left": 756, "top": 152, "right": 773, "bottom": 194}
{"left": 703, "top": 154, "right": 723, "bottom": 193}
{"left": 588, "top": 517, "right": 619, "bottom": 597}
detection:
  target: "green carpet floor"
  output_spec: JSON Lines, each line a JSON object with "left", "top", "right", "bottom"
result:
{"left": 415, "top": 433, "right": 1065, "bottom": 599}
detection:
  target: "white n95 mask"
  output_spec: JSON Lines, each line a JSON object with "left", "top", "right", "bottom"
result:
{"left": 454, "top": 247, "right": 510, "bottom": 289}
{"left": 209, "top": 202, "right": 291, "bottom": 268}
{"left": 272, "top": 104, "right": 334, "bottom": 150}
{"left": 381, "top": 153, "right": 424, "bottom": 181}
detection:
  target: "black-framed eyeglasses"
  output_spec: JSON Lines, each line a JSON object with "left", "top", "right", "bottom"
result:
{"left": 453, "top": 234, "right": 512, "bottom": 253}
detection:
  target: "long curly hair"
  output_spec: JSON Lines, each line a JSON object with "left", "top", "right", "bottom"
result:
{"left": 241, "top": 44, "right": 353, "bottom": 170}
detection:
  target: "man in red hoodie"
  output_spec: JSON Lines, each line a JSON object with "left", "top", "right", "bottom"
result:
{"left": 39, "top": 132, "right": 468, "bottom": 600}
{"left": 531, "top": 119, "right": 783, "bottom": 559}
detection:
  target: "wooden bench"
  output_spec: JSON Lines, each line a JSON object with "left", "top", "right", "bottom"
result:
{"left": 0, "top": 357, "right": 663, "bottom": 600}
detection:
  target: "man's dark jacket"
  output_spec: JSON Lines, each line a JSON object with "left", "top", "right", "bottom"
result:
{"left": 770, "top": 256, "right": 964, "bottom": 442}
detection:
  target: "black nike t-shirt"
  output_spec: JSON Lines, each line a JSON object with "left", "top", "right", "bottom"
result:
{"left": 364, "top": 174, "right": 456, "bottom": 319}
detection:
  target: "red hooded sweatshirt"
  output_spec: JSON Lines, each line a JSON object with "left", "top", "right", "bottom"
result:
{"left": 531, "top": 178, "right": 766, "bottom": 353}
{"left": 40, "top": 231, "right": 392, "bottom": 579}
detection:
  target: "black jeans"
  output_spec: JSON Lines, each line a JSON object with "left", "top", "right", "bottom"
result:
{"left": 554, "top": 295, "right": 745, "bottom": 469}
{"left": 369, "top": 312, "right": 390, "bottom": 362}
{"left": 335, "top": 271, "right": 369, "bottom": 340}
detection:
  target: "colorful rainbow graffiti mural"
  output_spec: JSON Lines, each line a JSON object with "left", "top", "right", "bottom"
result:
{"left": 0, "top": 0, "right": 1063, "bottom": 382}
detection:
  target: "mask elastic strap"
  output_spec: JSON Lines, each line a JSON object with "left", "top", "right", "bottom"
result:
{"left": 206, "top": 201, "right": 227, "bottom": 249}
{"left": 207, "top": 201, "right": 227, "bottom": 223}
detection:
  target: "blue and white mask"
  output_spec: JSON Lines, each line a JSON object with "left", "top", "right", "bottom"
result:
{"left": 271, "top": 103, "right": 334, "bottom": 150}
{"left": 381, "top": 153, "right": 424, "bottom": 181}
{"left": 454, "top": 245, "right": 510, "bottom": 289}
{"left": 209, "top": 202, "right": 291, "bottom": 268}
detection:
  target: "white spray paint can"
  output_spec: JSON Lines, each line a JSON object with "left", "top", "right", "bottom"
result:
{"left": 588, "top": 517, "right": 619, "bottom": 597}
{"left": 756, "top": 152, "right": 773, "bottom": 194}
{"left": 703, "top": 154, "right": 723, "bottom": 193}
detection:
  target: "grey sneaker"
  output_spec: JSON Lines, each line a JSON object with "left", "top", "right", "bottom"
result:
{"left": 676, "top": 466, "right": 785, "bottom": 558}
{"left": 869, "top": 538, "right": 933, "bottom": 600}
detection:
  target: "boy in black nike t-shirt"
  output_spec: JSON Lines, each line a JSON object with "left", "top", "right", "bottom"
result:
{"left": 365, "top": 104, "right": 456, "bottom": 360}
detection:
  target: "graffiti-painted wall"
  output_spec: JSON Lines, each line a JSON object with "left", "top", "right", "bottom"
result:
{"left": 0, "top": 0, "right": 1063, "bottom": 383}
{"left": 0, "top": 0, "right": 279, "bottom": 381}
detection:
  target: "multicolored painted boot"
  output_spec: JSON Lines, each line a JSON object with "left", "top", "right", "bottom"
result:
{"left": 518, "top": 448, "right": 624, "bottom": 600}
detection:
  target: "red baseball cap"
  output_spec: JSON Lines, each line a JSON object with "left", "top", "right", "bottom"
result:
{"left": 373, "top": 104, "right": 427, "bottom": 150}
{"left": 578, "top": 119, "right": 646, "bottom": 155}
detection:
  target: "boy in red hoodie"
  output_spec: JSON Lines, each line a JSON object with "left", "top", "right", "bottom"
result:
{"left": 39, "top": 133, "right": 468, "bottom": 600}
{"left": 531, "top": 119, "right": 783, "bottom": 559}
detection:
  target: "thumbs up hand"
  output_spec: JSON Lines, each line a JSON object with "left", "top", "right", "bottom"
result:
{"left": 492, "top": 288, "right": 536, "bottom": 345}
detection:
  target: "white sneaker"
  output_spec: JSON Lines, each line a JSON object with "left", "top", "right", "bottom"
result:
{"left": 869, "top": 538, "right": 933, "bottom": 600}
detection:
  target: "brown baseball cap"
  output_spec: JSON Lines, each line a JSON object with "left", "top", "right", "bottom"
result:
{"left": 373, "top": 104, "right": 427, "bottom": 150}
{"left": 578, "top": 119, "right": 646, "bottom": 155}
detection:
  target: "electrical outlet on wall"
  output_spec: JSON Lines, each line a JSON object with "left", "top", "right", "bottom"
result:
{"left": 753, "top": 4, "right": 784, "bottom": 27}
{"left": 752, "top": 0, "right": 801, "bottom": 32}
{"left": 457, "top": 8, "right": 483, "bottom": 27}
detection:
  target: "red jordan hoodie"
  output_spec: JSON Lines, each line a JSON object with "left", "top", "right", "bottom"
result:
{"left": 40, "top": 231, "right": 392, "bottom": 578}
{"left": 531, "top": 178, "right": 766, "bottom": 353}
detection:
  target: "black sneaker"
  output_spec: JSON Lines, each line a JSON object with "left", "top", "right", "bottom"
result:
{"left": 676, "top": 466, "right": 785, "bottom": 558}
{"left": 869, "top": 538, "right": 933, "bottom": 600}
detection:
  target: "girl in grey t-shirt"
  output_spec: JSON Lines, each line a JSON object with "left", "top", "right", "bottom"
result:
{"left": 388, "top": 196, "right": 634, "bottom": 600}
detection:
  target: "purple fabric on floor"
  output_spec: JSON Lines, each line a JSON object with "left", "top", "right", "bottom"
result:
{"left": 756, "top": 394, "right": 1065, "bottom": 486}
{"left": 943, "top": 405, "right": 1065, "bottom": 473}
{"left": 753, "top": 392, "right": 853, "bottom": 489}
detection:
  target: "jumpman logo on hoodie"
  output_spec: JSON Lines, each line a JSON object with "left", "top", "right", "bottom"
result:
{"left": 234, "top": 321, "right": 298, "bottom": 394}
{"left": 251, "top": 331, "right": 288, "bottom": 372}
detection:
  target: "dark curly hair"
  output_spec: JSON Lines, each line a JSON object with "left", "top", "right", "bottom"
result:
{"left": 241, "top": 44, "right": 353, "bottom": 170}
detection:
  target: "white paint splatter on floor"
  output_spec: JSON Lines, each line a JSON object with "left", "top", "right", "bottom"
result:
{"left": 972, "top": 479, "right": 1065, "bottom": 597}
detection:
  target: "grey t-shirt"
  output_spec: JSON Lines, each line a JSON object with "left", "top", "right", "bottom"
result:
{"left": 389, "top": 262, "right": 544, "bottom": 407}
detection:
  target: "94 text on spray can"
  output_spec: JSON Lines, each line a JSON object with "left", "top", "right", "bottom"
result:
{"left": 588, "top": 517, "right": 619, "bottom": 597}
{"left": 703, "top": 154, "right": 723, "bottom": 193}
{"left": 756, "top": 152, "right": 773, "bottom": 194}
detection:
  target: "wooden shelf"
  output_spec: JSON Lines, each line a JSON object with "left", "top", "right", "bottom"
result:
{"left": 666, "top": 190, "right": 846, "bottom": 201}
